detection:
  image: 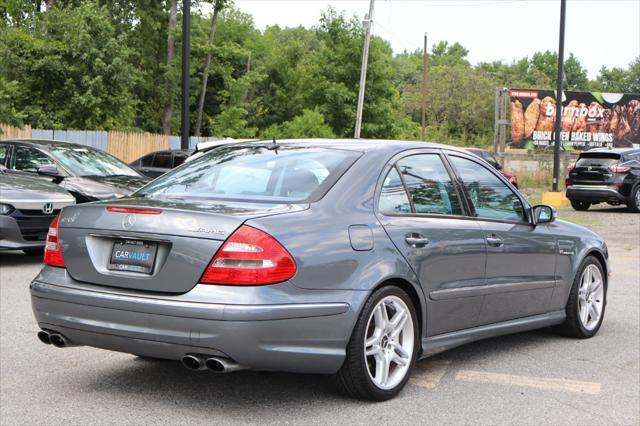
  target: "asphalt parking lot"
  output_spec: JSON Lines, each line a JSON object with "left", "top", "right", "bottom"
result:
{"left": 1, "top": 206, "right": 638, "bottom": 425}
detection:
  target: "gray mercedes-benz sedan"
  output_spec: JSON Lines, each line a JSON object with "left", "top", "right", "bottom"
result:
{"left": 30, "top": 140, "right": 609, "bottom": 400}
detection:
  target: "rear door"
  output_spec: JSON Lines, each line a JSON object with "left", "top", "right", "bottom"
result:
{"left": 446, "top": 153, "right": 557, "bottom": 325}
{"left": 376, "top": 150, "right": 487, "bottom": 335}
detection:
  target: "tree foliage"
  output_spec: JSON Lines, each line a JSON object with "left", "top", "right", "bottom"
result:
{"left": 1, "top": 0, "right": 638, "bottom": 148}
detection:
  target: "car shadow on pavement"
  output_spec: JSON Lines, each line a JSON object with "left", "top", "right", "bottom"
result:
{"left": 78, "top": 358, "right": 352, "bottom": 409}
{"left": 75, "top": 329, "right": 567, "bottom": 409}
{"left": 0, "top": 250, "right": 43, "bottom": 267}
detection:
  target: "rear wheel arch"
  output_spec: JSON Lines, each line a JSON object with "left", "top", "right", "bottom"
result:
{"left": 365, "top": 278, "right": 425, "bottom": 340}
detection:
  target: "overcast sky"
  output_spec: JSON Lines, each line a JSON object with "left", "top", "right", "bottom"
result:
{"left": 225, "top": 0, "right": 640, "bottom": 79}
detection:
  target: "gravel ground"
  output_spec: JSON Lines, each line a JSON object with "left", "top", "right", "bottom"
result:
{"left": 1, "top": 207, "right": 638, "bottom": 425}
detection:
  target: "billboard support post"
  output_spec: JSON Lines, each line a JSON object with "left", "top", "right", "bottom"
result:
{"left": 552, "top": 0, "right": 566, "bottom": 192}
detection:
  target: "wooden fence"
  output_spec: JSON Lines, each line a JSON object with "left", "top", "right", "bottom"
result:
{"left": 0, "top": 123, "right": 172, "bottom": 162}
{"left": 106, "top": 131, "right": 169, "bottom": 163}
{"left": 0, "top": 123, "right": 32, "bottom": 139}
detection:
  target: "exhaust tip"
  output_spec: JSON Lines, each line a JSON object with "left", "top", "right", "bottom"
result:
{"left": 37, "top": 331, "right": 51, "bottom": 345}
{"left": 205, "top": 358, "right": 225, "bottom": 372}
{"left": 182, "top": 354, "right": 205, "bottom": 371}
{"left": 49, "top": 334, "right": 66, "bottom": 348}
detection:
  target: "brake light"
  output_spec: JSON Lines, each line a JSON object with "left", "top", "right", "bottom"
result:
{"left": 567, "top": 162, "right": 576, "bottom": 172}
{"left": 106, "top": 206, "right": 162, "bottom": 215}
{"left": 200, "top": 225, "right": 296, "bottom": 285}
{"left": 43, "top": 215, "right": 65, "bottom": 267}
{"left": 608, "top": 162, "right": 630, "bottom": 173}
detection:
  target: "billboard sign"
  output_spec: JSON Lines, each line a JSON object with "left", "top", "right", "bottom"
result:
{"left": 509, "top": 89, "right": 640, "bottom": 150}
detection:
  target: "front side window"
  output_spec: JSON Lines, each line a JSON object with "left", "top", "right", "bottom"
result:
{"left": 137, "top": 145, "right": 360, "bottom": 202}
{"left": 12, "top": 146, "right": 54, "bottom": 172}
{"left": 140, "top": 154, "right": 155, "bottom": 167}
{"left": 378, "top": 167, "right": 411, "bottom": 214}
{"left": 449, "top": 156, "right": 525, "bottom": 222}
{"left": 396, "top": 154, "right": 462, "bottom": 215}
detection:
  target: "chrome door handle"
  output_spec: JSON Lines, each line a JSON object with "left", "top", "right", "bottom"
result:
{"left": 486, "top": 234, "right": 504, "bottom": 247}
{"left": 405, "top": 233, "right": 429, "bottom": 248}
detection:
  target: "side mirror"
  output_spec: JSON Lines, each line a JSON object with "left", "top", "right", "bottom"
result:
{"left": 532, "top": 204, "right": 556, "bottom": 225}
{"left": 37, "top": 165, "right": 63, "bottom": 180}
{"left": 494, "top": 162, "right": 502, "bottom": 170}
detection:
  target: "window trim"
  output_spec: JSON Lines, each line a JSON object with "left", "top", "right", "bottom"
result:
{"left": 375, "top": 149, "right": 474, "bottom": 219}
{"left": 443, "top": 151, "right": 532, "bottom": 225}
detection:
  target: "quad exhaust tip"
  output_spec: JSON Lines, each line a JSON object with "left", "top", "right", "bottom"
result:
{"left": 37, "top": 330, "right": 51, "bottom": 345}
{"left": 181, "top": 354, "right": 244, "bottom": 373}
{"left": 37, "top": 330, "right": 77, "bottom": 348}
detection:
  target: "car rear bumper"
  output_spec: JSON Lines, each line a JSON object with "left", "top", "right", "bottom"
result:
{"left": 0, "top": 216, "right": 45, "bottom": 250}
{"left": 566, "top": 185, "right": 626, "bottom": 203}
{"left": 30, "top": 267, "right": 365, "bottom": 374}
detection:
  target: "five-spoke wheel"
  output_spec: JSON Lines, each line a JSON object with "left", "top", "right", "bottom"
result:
{"left": 338, "top": 286, "right": 418, "bottom": 400}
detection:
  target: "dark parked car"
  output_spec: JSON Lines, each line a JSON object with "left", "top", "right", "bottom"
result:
{"left": 0, "top": 139, "right": 150, "bottom": 202}
{"left": 566, "top": 148, "right": 640, "bottom": 212}
{"left": 129, "top": 149, "right": 193, "bottom": 178}
{"left": 466, "top": 148, "right": 519, "bottom": 188}
{"left": 0, "top": 165, "right": 75, "bottom": 253}
{"left": 32, "top": 140, "right": 609, "bottom": 401}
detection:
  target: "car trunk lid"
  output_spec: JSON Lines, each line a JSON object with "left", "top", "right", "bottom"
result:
{"left": 58, "top": 198, "right": 306, "bottom": 293}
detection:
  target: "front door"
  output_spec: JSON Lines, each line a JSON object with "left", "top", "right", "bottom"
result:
{"left": 376, "top": 152, "right": 488, "bottom": 335}
{"left": 447, "top": 154, "right": 557, "bottom": 325}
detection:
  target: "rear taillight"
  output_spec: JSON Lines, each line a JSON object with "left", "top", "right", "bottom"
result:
{"left": 567, "top": 162, "right": 576, "bottom": 172}
{"left": 608, "top": 162, "right": 630, "bottom": 173}
{"left": 43, "top": 215, "right": 65, "bottom": 268}
{"left": 200, "top": 225, "right": 296, "bottom": 285}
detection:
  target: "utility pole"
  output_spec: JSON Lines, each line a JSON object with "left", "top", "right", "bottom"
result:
{"left": 552, "top": 0, "right": 566, "bottom": 192}
{"left": 181, "top": 0, "right": 191, "bottom": 150}
{"left": 354, "top": 0, "right": 375, "bottom": 139}
{"left": 421, "top": 33, "right": 428, "bottom": 141}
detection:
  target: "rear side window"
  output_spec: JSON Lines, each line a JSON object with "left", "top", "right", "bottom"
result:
{"left": 379, "top": 167, "right": 411, "bottom": 214}
{"left": 396, "top": 154, "right": 463, "bottom": 215}
{"left": 172, "top": 153, "right": 188, "bottom": 168}
{"left": 137, "top": 146, "right": 360, "bottom": 202}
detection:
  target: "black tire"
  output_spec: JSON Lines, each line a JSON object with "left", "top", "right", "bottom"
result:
{"left": 570, "top": 200, "right": 591, "bottom": 211}
{"left": 627, "top": 185, "right": 640, "bottom": 213}
{"left": 22, "top": 248, "right": 44, "bottom": 256}
{"left": 554, "top": 256, "right": 606, "bottom": 338}
{"left": 337, "top": 285, "right": 419, "bottom": 401}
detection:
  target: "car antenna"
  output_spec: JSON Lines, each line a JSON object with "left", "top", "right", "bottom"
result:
{"left": 267, "top": 136, "right": 280, "bottom": 152}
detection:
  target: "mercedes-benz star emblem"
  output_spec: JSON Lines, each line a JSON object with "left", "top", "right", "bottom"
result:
{"left": 123, "top": 214, "right": 136, "bottom": 230}
{"left": 42, "top": 203, "right": 54, "bottom": 214}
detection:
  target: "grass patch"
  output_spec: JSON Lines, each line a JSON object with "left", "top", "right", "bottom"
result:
{"left": 557, "top": 216, "right": 601, "bottom": 225}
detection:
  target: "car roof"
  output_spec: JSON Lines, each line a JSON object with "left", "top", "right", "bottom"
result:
{"left": 230, "top": 138, "right": 467, "bottom": 155}
{"left": 585, "top": 147, "right": 640, "bottom": 155}
{"left": 0, "top": 138, "right": 94, "bottom": 151}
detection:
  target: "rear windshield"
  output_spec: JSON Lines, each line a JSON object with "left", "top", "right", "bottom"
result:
{"left": 576, "top": 153, "right": 620, "bottom": 168}
{"left": 137, "top": 145, "right": 360, "bottom": 203}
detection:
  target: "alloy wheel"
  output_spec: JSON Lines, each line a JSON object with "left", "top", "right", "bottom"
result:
{"left": 578, "top": 264, "right": 604, "bottom": 331}
{"left": 364, "top": 295, "right": 414, "bottom": 390}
